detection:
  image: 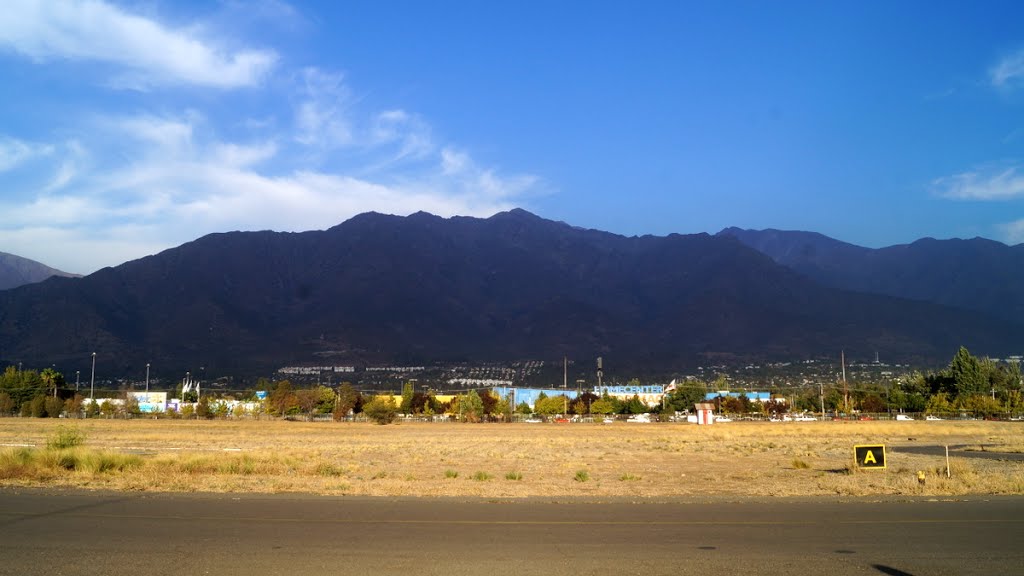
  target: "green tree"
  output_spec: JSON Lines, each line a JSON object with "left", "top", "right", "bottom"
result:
{"left": 99, "top": 400, "right": 116, "bottom": 418}
{"left": 590, "top": 398, "right": 616, "bottom": 415}
{"left": 514, "top": 401, "right": 532, "bottom": 415}
{"left": 461, "top": 390, "right": 485, "bottom": 422}
{"left": 534, "top": 394, "right": 567, "bottom": 416}
{"left": 363, "top": 395, "right": 398, "bottom": 424}
{"left": 623, "top": 395, "right": 647, "bottom": 415}
{"left": 400, "top": 381, "right": 415, "bottom": 415}
{"left": 85, "top": 400, "right": 99, "bottom": 418}
{"left": 926, "top": 392, "right": 953, "bottom": 414}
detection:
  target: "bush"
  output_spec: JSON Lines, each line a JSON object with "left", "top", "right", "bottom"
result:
{"left": 363, "top": 395, "right": 398, "bottom": 425}
{"left": 472, "top": 471, "right": 493, "bottom": 481}
{"left": 44, "top": 396, "right": 64, "bottom": 418}
{"left": 574, "top": 469, "right": 590, "bottom": 482}
{"left": 47, "top": 426, "right": 86, "bottom": 449}
{"left": 444, "top": 469, "right": 459, "bottom": 479}
{"left": 505, "top": 471, "right": 522, "bottom": 481}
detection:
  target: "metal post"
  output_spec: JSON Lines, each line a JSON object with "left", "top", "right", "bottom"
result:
{"left": 89, "top": 352, "right": 96, "bottom": 401}
{"left": 75, "top": 371, "right": 80, "bottom": 392}
{"left": 145, "top": 363, "right": 150, "bottom": 393}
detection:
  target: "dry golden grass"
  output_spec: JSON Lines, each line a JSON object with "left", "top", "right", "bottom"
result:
{"left": 0, "top": 418, "right": 1022, "bottom": 498}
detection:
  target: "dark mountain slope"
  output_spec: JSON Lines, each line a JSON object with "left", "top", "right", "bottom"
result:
{"left": 0, "top": 211, "right": 1020, "bottom": 378}
{"left": 719, "top": 228, "right": 1024, "bottom": 325}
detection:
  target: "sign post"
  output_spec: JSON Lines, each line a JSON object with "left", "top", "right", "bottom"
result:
{"left": 853, "top": 444, "right": 886, "bottom": 469}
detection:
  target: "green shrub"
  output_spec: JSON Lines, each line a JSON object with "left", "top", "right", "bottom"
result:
{"left": 472, "top": 471, "right": 492, "bottom": 481}
{"left": 444, "top": 469, "right": 459, "bottom": 479}
{"left": 574, "top": 469, "right": 590, "bottom": 482}
{"left": 792, "top": 458, "right": 810, "bottom": 469}
{"left": 619, "top": 473, "right": 640, "bottom": 481}
{"left": 505, "top": 471, "right": 522, "bottom": 481}
{"left": 47, "top": 426, "right": 86, "bottom": 450}
{"left": 363, "top": 395, "right": 398, "bottom": 425}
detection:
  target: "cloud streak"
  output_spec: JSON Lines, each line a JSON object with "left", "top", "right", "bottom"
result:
{"left": 932, "top": 164, "right": 1024, "bottom": 201}
{"left": 0, "top": 0, "right": 277, "bottom": 89}
{"left": 991, "top": 49, "right": 1024, "bottom": 88}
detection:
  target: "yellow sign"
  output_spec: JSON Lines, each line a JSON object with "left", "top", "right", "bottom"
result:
{"left": 853, "top": 444, "right": 886, "bottom": 469}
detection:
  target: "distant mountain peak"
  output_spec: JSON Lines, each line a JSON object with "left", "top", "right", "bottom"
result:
{"left": 0, "top": 251, "right": 79, "bottom": 290}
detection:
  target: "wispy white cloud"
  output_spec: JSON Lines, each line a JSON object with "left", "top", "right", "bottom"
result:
{"left": 932, "top": 164, "right": 1024, "bottom": 200}
{"left": 0, "top": 109, "right": 539, "bottom": 274}
{"left": 991, "top": 49, "right": 1024, "bottom": 88}
{"left": 0, "top": 137, "right": 51, "bottom": 172}
{"left": 0, "top": 4, "right": 543, "bottom": 275}
{"left": 294, "top": 67, "right": 354, "bottom": 148}
{"left": 0, "top": 0, "right": 277, "bottom": 89}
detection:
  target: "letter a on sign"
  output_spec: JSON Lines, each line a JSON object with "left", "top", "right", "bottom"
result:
{"left": 853, "top": 444, "right": 886, "bottom": 469}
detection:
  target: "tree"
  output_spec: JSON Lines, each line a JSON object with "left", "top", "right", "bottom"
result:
{"left": 123, "top": 393, "right": 141, "bottom": 417}
{"left": 0, "top": 392, "right": 14, "bottom": 415}
{"left": 590, "top": 398, "right": 616, "bottom": 415}
{"left": 40, "top": 368, "right": 64, "bottom": 398}
{"left": 925, "top": 392, "right": 953, "bottom": 414}
{"left": 534, "top": 394, "right": 567, "bottom": 416}
{"left": 623, "top": 395, "right": 647, "bottom": 415}
{"left": 400, "top": 381, "right": 415, "bottom": 415}
{"left": 665, "top": 384, "right": 706, "bottom": 412}
{"left": 30, "top": 395, "right": 47, "bottom": 418}
{"left": 859, "top": 394, "right": 886, "bottom": 413}
{"left": 313, "top": 385, "right": 336, "bottom": 414}
{"left": 334, "top": 383, "right": 360, "bottom": 420}
{"left": 461, "top": 390, "right": 484, "bottom": 422}
{"left": 515, "top": 401, "right": 532, "bottom": 415}
{"left": 763, "top": 399, "right": 788, "bottom": 418}
{"left": 294, "top": 389, "right": 319, "bottom": 419}
{"left": 267, "top": 380, "right": 297, "bottom": 416}
{"left": 99, "top": 400, "right": 116, "bottom": 418}
{"left": 44, "top": 396, "right": 64, "bottom": 418}
{"left": 363, "top": 395, "right": 398, "bottom": 424}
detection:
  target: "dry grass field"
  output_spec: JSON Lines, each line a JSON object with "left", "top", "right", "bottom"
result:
{"left": 1, "top": 418, "right": 1023, "bottom": 498}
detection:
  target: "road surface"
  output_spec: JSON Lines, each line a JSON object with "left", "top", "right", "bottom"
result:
{"left": 1, "top": 489, "right": 1021, "bottom": 575}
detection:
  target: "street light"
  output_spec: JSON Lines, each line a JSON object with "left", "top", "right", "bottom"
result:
{"left": 75, "top": 370, "right": 80, "bottom": 392}
{"left": 89, "top": 352, "right": 96, "bottom": 401}
{"left": 145, "top": 363, "right": 150, "bottom": 393}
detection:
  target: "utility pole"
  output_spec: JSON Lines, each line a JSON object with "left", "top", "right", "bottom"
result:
{"left": 89, "top": 352, "right": 96, "bottom": 401}
{"left": 819, "top": 381, "right": 825, "bottom": 419}
{"left": 145, "top": 363, "right": 150, "bottom": 393}
{"left": 841, "top": 350, "right": 848, "bottom": 414}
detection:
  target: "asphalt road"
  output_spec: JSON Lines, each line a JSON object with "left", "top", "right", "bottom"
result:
{"left": 1, "top": 490, "right": 1022, "bottom": 576}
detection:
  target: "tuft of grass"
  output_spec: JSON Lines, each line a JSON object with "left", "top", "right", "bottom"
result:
{"left": 47, "top": 426, "right": 86, "bottom": 450}
{"left": 792, "top": 458, "right": 810, "bottom": 469}
{"left": 444, "top": 469, "right": 459, "bottom": 479}
{"left": 472, "top": 471, "right": 493, "bottom": 481}
{"left": 574, "top": 469, "right": 590, "bottom": 482}
{"left": 315, "top": 462, "right": 345, "bottom": 477}
{"left": 619, "top": 473, "right": 640, "bottom": 481}
{"left": 505, "top": 471, "right": 522, "bottom": 481}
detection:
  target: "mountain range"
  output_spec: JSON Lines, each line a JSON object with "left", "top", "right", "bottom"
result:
{"left": 0, "top": 251, "right": 78, "bottom": 291}
{"left": 0, "top": 210, "right": 1021, "bottom": 380}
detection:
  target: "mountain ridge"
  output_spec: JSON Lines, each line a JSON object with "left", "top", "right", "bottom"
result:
{"left": 0, "top": 211, "right": 1020, "bottom": 378}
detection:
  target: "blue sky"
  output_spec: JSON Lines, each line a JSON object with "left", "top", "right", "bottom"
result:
{"left": 2, "top": 1, "right": 1024, "bottom": 274}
